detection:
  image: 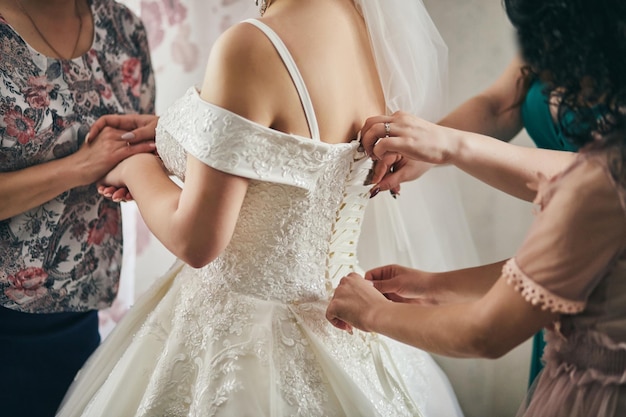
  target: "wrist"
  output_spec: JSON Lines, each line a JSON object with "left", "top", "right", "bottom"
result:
{"left": 365, "top": 298, "right": 393, "bottom": 333}
{"left": 119, "top": 153, "right": 156, "bottom": 181}
{"left": 441, "top": 126, "right": 465, "bottom": 166}
{"left": 429, "top": 271, "right": 456, "bottom": 304}
{"left": 64, "top": 152, "right": 94, "bottom": 187}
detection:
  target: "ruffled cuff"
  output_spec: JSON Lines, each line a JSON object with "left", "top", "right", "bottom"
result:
{"left": 503, "top": 258, "right": 585, "bottom": 314}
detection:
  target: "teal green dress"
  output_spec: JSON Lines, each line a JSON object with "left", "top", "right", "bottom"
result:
{"left": 521, "top": 80, "right": 579, "bottom": 152}
{"left": 521, "top": 80, "right": 579, "bottom": 387}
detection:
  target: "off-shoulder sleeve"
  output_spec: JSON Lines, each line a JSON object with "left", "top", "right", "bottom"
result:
{"left": 156, "top": 88, "right": 338, "bottom": 191}
{"left": 504, "top": 156, "right": 626, "bottom": 314}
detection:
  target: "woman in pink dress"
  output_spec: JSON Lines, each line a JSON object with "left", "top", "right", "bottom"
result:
{"left": 328, "top": 0, "right": 626, "bottom": 415}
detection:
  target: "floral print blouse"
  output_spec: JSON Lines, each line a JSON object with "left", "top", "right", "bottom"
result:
{"left": 0, "top": 0, "right": 155, "bottom": 313}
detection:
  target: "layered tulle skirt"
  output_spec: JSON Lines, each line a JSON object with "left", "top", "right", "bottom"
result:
{"left": 58, "top": 261, "right": 463, "bottom": 417}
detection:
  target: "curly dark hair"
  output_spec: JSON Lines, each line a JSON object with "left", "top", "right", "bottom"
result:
{"left": 504, "top": 0, "right": 626, "bottom": 149}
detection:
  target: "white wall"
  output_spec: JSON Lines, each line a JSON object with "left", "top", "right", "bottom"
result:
{"left": 422, "top": 1, "right": 535, "bottom": 416}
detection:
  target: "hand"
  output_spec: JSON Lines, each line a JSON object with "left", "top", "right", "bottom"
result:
{"left": 88, "top": 114, "right": 159, "bottom": 146}
{"left": 365, "top": 264, "right": 441, "bottom": 305}
{"left": 368, "top": 155, "right": 432, "bottom": 198}
{"left": 326, "top": 272, "right": 390, "bottom": 333}
{"left": 71, "top": 125, "right": 157, "bottom": 186}
{"left": 360, "top": 111, "right": 457, "bottom": 165}
{"left": 98, "top": 153, "right": 158, "bottom": 191}
{"left": 97, "top": 185, "right": 133, "bottom": 202}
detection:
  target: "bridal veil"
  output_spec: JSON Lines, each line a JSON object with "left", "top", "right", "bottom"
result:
{"left": 354, "top": 0, "right": 479, "bottom": 273}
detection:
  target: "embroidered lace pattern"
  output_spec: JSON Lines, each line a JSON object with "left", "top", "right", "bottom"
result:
{"left": 123, "top": 91, "right": 425, "bottom": 416}
{"left": 504, "top": 258, "right": 585, "bottom": 314}
{"left": 157, "top": 88, "right": 340, "bottom": 191}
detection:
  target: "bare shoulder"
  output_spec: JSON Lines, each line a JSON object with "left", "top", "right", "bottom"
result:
{"left": 199, "top": 21, "right": 280, "bottom": 124}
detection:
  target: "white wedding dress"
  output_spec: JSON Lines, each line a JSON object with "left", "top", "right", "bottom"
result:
{"left": 58, "top": 19, "right": 463, "bottom": 417}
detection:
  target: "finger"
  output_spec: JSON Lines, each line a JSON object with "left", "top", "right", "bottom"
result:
{"left": 122, "top": 121, "right": 159, "bottom": 144}
{"left": 332, "top": 317, "right": 353, "bottom": 334}
{"left": 374, "top": 172, "right": 401, "bottom": 194}
{"left": 364, "top": 266, "right": 385, "bottom": 281}
{"left": 361, "top": 115, "right": 390, "bottom": 143}
{"left": 371, "top": 278, "right": 401, "bottom": 295}
{"left": 111, "top": 188, "right": 129, "bottom": 202}
{"left": 371, "top": 136, "right": 409, "bottom": 160}
{"left": 370, "top": 153, "right": 401, "bottom": 186}
{"left": 98, "top": 185, "right": 118, "bottom": 198}
{"left": 345, "top": 272, "right": 364, "bottom": 280}
{"left": 88, "top": 114, "right": 130, "bottom": 142}
{"left": 360, "top": 116, "right": 392, "bottom": 156}
{"left": 325, "top": 304, "right": 354, "bottom": 334}
{"left": 89, "top": 115, "right": 157, "bottom": 143}
{"left": 364, "top": 264, "right": 396, "bottom": 281}
{"left": 126, "top": 141, "right": 157, "bottom": 156}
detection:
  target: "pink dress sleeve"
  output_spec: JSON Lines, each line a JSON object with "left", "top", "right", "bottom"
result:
{"left": 504, "top": 156, "right": 626, "bottom": 314}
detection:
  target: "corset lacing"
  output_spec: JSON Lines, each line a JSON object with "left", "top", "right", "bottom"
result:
{"left": 323, "top": 150, "right": 426, "bottom": 417}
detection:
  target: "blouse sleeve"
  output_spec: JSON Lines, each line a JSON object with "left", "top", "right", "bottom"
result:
{"left": 134, "top": 19, "right": 156, "bottom": 115}
{"left": 155, "top": 88, "right": 338, "bottom": 191}
{"left": 118, "top": 4, "right": 156, "bottom": 114}
{"left": 505, "top": 156, "right": 626, "bottom": 314}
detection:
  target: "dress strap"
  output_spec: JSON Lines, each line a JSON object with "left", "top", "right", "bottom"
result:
{"left": 242, "top": 18, "right": 321, "bottom": 141}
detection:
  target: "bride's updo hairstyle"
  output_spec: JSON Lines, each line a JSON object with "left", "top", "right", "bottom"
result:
{"left": 504, "top": 0, "right": 626, "bottom": 151}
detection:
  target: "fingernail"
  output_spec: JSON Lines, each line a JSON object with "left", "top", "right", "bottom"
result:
{"left": 121, "top": 132, "right": 135, "bottom": 140}
{"left": 390, "top": 190, "right": 399, "bottom": 199}
{"left": 369, "top": 187, "right": 380, "bottom": 199}
{"left": 84, "top": 132, "right": 90, "bottom": 144}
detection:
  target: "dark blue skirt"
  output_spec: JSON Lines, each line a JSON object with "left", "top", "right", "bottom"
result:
{"left": 0, "top": 305, "right": 100, "bottom": 417}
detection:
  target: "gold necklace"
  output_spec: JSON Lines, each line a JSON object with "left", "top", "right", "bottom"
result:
{"left": 15, "top": 0, "right": 83, "bottom": 60}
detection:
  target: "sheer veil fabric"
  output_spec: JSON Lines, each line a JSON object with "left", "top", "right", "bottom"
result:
{"left": 354, "top": 0, "right": 478, "bottom": 273}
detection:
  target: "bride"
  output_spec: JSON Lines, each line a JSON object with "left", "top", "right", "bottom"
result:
{"left": 58, "top": 0, "right": 468, "bottom": 415}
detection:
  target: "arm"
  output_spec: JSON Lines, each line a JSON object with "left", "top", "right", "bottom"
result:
{"left": 328, "top": 157, "right": 624, "bottom": 357}
{"left": 366, "top": 57, "right": 538, "bottom": 197}
{"left": 0, "top": 127, "right": 155, "bottom": 221}
{"left": 328, "top": 272, "right": 556, "bottom": 358}
{"left": 361, "top": 114, "right": 575, "bottom": 201}
{"left": 101, "top": 24, "right": 276, "bottom": 268}
{"left": 446, "top": 129, "right": 575, "bottom": 201}
{"left": 438, "top": 56, "right": 527, "bottom": 141}
{"left": 365, "top": 261, "right": 507, "bottom": 305}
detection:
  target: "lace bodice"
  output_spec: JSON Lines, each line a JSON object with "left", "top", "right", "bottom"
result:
{"left": 156, "top": 88, "right": 372, "bottom": 303}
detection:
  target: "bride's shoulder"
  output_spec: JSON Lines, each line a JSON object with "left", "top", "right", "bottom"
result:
{"left": 211, "top": 21, "right": 275, "bottom": 66}
{"left": 196, "top": 21, "right": 281, "bottom": 126}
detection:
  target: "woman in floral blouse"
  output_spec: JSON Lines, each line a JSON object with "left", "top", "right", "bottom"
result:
{"left": 0, "top": 0, "right": 155, "bottom": 415}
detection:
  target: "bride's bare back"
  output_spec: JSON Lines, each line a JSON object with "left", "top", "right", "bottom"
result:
{"left": 105, "top": 0, "right": 387, "bottom": 269}
{"left": 200, "top": 0, "right": 385, "bottom": 144}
